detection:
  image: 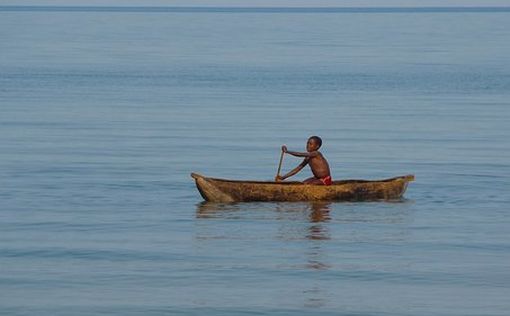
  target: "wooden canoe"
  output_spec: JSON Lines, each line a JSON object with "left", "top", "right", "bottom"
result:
{"left": 191, "top": 173, "right": 414, "bottom": 202}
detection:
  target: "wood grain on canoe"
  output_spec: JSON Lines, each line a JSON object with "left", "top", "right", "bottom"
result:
{"left": 191, "top": 173, "right": 414, "bottom": 202}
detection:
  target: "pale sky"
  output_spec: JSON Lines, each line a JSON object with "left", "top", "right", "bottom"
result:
{"left": 2, "top": 0, "right": 510, "bottom": 7}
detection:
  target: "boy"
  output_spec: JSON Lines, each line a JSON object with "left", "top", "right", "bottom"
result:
{"left": 275, "top": 136, "right": 332, "bottom": 185}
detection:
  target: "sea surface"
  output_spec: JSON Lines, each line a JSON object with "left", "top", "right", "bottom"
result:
{"left": 1, "top": 6, "right": 509, "bottom": 316}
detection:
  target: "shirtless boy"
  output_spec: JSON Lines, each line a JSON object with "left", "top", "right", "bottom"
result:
{"left": 275, "top": 136, "right": 332, "bottom": 185}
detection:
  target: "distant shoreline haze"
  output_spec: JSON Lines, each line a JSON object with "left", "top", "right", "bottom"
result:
{"left": 1, "top": 5, "right": 510, "bottom": 12}
{"left": 2, "top": 0, "right": 510, "bottom": 8}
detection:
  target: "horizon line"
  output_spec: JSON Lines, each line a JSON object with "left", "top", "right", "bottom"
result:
{"left": 1, "top": 5, "right": 510, "bottom": 13}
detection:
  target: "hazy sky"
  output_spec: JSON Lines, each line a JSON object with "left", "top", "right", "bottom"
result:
{"left": 2, "top": 0, "right": 510, "bottom": 7}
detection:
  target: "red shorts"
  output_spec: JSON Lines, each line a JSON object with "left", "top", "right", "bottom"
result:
{"left": 320, "top": 175, "right": 332, "bottom": 186}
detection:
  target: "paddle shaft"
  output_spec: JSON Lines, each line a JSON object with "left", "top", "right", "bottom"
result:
{"left": 276, "top": 150, "right": 285, "bottom": 178}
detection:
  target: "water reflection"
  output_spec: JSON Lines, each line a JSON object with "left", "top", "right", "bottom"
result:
{"left": 197, "top": 201, "right": 330, "bottom": 222}
{"left": 196, "top": 201, "right": 333, "bottom": 269}
{"left": 195, "top": 201, "right": 242, "bottom": 218}
{"left": 194, "top": 201, "right": 412, "bottom": 309}
{"left": 270, "top": 202, "right": 332, "bottom": 243}
{"left": 307, "top": 202, "right": 331, "bottom": 241}
{"left": 196, "top": 201, "right": 332, "bottom": 240}
{"left": 304, "top": 203, "right": 332, "bottom": 272}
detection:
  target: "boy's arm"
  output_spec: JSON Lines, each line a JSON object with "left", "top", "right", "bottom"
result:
{"left": 286, "top": 151, "right": 319, "bottom": 158}
{"left": 283, "top": 146, "right": 319, "bottom": 158}
{"left": 277, "top": 159, "right": 309, "bottom": 181}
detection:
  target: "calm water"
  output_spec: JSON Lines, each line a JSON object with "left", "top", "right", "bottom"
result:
{"left": 1, "top": 6, "right": 510, "bottom": 316}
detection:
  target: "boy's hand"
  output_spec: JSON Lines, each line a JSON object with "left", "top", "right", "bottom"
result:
{"left": 281, "top": 145, "right": 288, "bottom": 153}
{"left": 275, "top": 175, "right": 284, "bottom": 182}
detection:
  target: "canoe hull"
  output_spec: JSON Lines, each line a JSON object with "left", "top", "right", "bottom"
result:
{"left": 191, "top": 173, "right": 414, "bottom": 202}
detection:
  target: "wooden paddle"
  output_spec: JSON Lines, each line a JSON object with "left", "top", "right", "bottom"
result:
{"left": 275, "top": 148, "right": 285, "bottom": 181}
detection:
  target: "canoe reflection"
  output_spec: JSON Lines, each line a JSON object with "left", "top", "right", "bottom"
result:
{"left": 309, "top": 202, "right": 331, "bottom": 223}
{"left": 196, "top": 201, "right": 332, "bottom": 242}
{"left": 195, "top": 202, "right": 332, "bottom": 307}
{"left": 287, "top": 202, "right": 331, "bottom": 241}
{"left": 195, "top": 202, "right": 242, "bottom": 218}
{"left": 194, "top": 201, "right": 411, "bottom": 307}
{"left": 197, "top": 201, "right": 331, "bottom": 222}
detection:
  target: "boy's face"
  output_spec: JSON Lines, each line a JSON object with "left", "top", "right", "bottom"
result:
{"left": 306, "top": 138, "right": 318, "bottom": 152}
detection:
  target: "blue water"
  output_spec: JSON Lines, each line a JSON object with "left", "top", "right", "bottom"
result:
{"left": 1, "top": 6, "right": 510, "bottom": 316}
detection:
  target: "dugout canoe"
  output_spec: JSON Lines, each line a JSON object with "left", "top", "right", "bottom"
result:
{"left": 191, "top": 173, "right": 414, "bottom": 202}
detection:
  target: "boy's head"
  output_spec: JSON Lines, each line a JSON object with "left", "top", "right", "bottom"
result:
{"left": 306, "top": 136, "right": 322, "bottom": 152}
